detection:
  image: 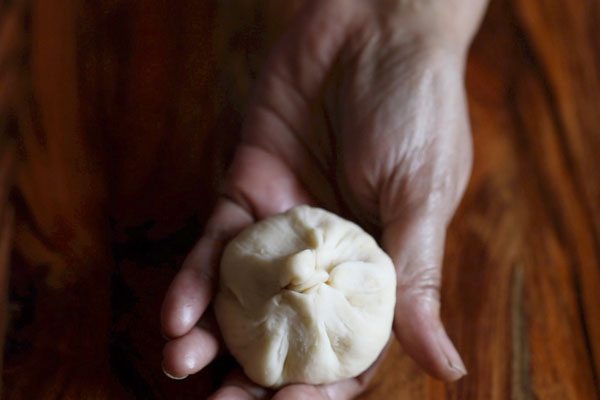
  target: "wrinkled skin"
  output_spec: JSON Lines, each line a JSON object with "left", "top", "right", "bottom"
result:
{"left": 161, "top": 0, "right": 488, "bottom": 398}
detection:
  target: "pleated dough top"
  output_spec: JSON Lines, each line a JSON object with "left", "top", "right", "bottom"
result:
{"left": 215, "top": 206, "right": 397, "bottom": 387}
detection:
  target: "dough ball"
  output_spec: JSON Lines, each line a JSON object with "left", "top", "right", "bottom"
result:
{"left": 215, "top": 205, "right": 396, "bottom": 387}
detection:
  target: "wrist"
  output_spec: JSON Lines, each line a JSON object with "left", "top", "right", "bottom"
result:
{"left": 366, "top": 0, "right": 490, "bottom": 56}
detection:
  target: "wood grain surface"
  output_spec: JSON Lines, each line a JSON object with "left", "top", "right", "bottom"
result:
{"left": 1, "top": 0, "right": 599, "bottom": 398}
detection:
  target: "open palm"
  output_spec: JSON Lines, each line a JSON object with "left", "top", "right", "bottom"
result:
{"left": 161, "top": 1, "right": 483, "bottom": 398}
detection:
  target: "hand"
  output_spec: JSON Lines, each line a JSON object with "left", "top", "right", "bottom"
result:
{"left": 161, "top": 0, "right": 487, "bottom": 398}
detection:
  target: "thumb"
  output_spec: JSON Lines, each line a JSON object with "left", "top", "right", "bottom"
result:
{"left": 382, "top": 212, "right": 467, "bottom": 381}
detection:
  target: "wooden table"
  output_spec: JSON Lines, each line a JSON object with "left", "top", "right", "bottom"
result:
{"left": 0, "top": 0, "right": 599, "bottom": 398}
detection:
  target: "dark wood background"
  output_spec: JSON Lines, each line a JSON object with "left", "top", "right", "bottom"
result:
{"left": 0, "top": 0, "right": 599, "bottom": 398}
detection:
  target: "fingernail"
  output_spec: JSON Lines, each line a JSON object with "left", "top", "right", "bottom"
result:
{"left": 162, "top": 364, "right": 188, "bottom": 380}
{"left": 436, "top": 329, "right": 467, "bottom": 379}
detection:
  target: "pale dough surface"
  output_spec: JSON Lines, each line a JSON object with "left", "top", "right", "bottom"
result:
{"left": 215, "top": 206, "right": 396, "bottom": 387}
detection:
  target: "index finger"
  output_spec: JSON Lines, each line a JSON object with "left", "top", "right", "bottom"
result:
{"left": 161, "top": 198, "right": 254, "bottom": 339}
